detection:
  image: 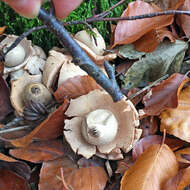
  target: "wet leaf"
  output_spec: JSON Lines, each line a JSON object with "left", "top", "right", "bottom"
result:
{"left": 143, "top": 73, "right": 190, "bottom": 115}
{"left": 121, "top": 144, "right": 178, "bottom": 190}
{"left": 132, "top": 135, "right": 187, "bottom": 160}
{"left": 160, "top": 84, "right": 190, "bottom": 142}
{"left": 163, "top": 166, "right": 190, "bottom": 190}
{"left": 0, "top": 75, "right": 13, "bottom": 120}
{"left": 10, "top": 139, "right": 66, "bottom": 163}
{"left": 0, "top": 169, "right": 30, "bottom": 190}
{"left": 122, "top": 40, "right": 188, "bottom": 91}
{"left": 113, "top": 1, "right": 174, "bottom": 47}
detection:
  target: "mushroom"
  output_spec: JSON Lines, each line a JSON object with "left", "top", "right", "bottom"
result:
{"left": 23, "top": 82, "right": 53, "bottom": 106}
{"left": 64, "top": 89, "right": 142, "bottom": 160}
{"left": 10, "top": 73, "right": 42, "bottom": 115}
{"left": 74, "top": 28, "right": 117, "bottom": 65}
{"left": 0, "top": 35, "right": 46, "bottom": 80}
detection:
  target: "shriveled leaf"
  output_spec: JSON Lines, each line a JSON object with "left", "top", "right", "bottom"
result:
{"left": 0, "top": 169, "right": 30, "bottom": 190}
{"left": 54, "top": 75, "right": 100, "bottom": 103}
{"left": 160, "top": 85, "right": 190, "bottom": 142}
{"left": 143, "top": 73, "right": 190, "bottom": 115}
{"left": 113, "top": 1, "right": 173, "bottom": 47}
{"left": 121, "top": 144, "right": 178, "bottom": 190}
{"left": 122, "top": 40, "right": 188, "bottom": 91}
{"left": 177, "top": 0, "right": 190, "bottom": 38}
{"left": 134, "top": 27, "right": 175, "bottom": 52}
{"left": 132, "top": 135, "right": 187, "bottom": 160}
{"left": 163, "top": 166, "right": 190, "bottom": 190}
{"left": 175, "top": 148, "right": 190, "bottom": 164}
{"left": 10, "top": 101, "right": 68, "bottom": 147}
{"left": 10, "top": 139, "right": 66, "bottom": 163}
{"left": 0, "top": 75, "right": 13, "bottom": 120}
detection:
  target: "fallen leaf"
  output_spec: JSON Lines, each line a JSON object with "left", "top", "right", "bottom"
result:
{"left": 39, "top": 156, "right": 77, "bottom": 190}
{"left": 160, "top": 84, "right": 190, "bottom": 142}
{"left": 177, "top": 0, "right": 190, "bottom": 38}
{"left": 163, "top": 166, "right": 190, "bottom": 190}
{"left": 154, "top": 0, "right": 184, "bottom": 10}
{"left": 134, "top": 27, "right": 175, "bottom": 52}
{"left": 143, "top": 73, "right": 190, "bottom": 115}
{"left": 0, "top": 75, "right": 13, "bottom": 120}
{"left": 54, "top": 75, "right": 100, "bottom": 103}
{"left": 10, "top": 139, "right": 66, "bottom": 163}
{"left": 113, "top": 1, "right": 173, "bottom": 47}
{"left": 122, "top": 40, "right": 188, "bottom": 91}
{"left": 10, "top": 101, "right": 68, "bottom": 147}
{"left": 175, "top": 148, "right": 190, "bottom": 164}
{"left": 0, "top": 26, "right": 6, "bottom": 35}
{"left": 121, "top": 144, "right": 178, "bottom": 190}
{"left": 132, "top": 135, "right": 187, "bottom": 160}
{"left": 0, "top": 169, "right": 30, "bottom": 190}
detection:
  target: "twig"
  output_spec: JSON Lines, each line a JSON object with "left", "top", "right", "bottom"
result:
{"left": 128, "top": 74, "right": 169, "bottom": 100}
{"left": 65, "top": 10, "right": 190, "bottom": 25}
{"left": 60, "top": 168, "right": 71, "bottom": 190}
{"left": 0, "top": 125, "right": 30, "bottom": 134}
{"left": 38, "top": 8, "right": 124, "bottom": 102}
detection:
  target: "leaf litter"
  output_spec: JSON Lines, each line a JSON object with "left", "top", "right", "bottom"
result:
{"left": 1, "top": 0, "right": 190, "bottom": 189}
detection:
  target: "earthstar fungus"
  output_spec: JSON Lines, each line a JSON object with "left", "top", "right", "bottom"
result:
{"left": 64, "top": 89, "right": 141, "bottom": 159}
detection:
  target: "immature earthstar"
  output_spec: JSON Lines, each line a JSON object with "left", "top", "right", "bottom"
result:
{"left": 64, "top": 89, "right": 142, "bottom": 160}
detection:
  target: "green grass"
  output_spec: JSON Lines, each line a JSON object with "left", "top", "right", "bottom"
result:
{"left": 0, "top": 0, "right": 131, "bottom": 53}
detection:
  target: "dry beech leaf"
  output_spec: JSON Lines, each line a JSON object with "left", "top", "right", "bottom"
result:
{"left": 160, "top": 84, "right": 190, "bottom": 142}
{"left": 143, "top": 73, "right": 190, "bottom": 116}
{"left": 54, "top": 75, "right": 100, "bottom": 103}
{"left": 134, "top": 27, "right": 175, "bottom": 52}
{"left": 66, "top": 166, "right": 108, "bottom": 190}
{"left": 175, "top": 148, "right": 190, "bottom": 164}
{"left": 0, "top": 75, "right": 13, "bottom": 120}
{"left": 120, "top": 144, "right": 178, "bottom": 190}
{"left": 0, "top": 152, "right": 31, "bottom": 180}
{"left": 9, "top": 139, "right": 66, "bottom": 163}
{"left": 10, "top": 101, "right": 68, "bottom": 147}
{"left": 163, "top": 166, "right": 190, "bottom": 190}
{"left": 0, "top": 169, "right": 30, "bottom": 190}
{"left": 132, "top": 135, "right": 187, "bottom": 161}
{"left": 177, "top": 0, "right": 190, "bottom": 38}
{"left": 155, "top": 0, "right": 184, "bottom": 10}
{"left": 113, "top": 1, "right": 173, "bottom": 47}
{"left": 39, "top": 156, "right": 77, "bottom": 190}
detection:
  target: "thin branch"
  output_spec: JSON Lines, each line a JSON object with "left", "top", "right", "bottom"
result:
{"left": 0, "top": 125, "right": 30, "bottom": 134}
{"left": 38, "top": 8, "right": 124, "bottom": 102}
{"left": 65, "top": 10, "right": 190, "bottom": 25}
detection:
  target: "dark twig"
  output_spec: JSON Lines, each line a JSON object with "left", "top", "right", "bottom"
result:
{"left": 38, "top": 8, "right": 124, "bottom": 102}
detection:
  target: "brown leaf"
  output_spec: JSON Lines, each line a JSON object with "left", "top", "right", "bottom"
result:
{"left": 121, "top": 144, "right": 178, "bottom": 190}
{"left": 0, "top": 169, "right": 30, "bottom": 190}
{"left": 160, "top": 84, "right": 190, "bottom": 142}
{"left": 9, "top": 139, "right": 66, "bottom": 163}
{"left": 154, "top": 0, "right": 184, "bottom": 10}
{"left": 54, "top": 75, "right": 100, "bottom": 103}
{"left": 0, "top": 26, "right": 6, "bottom": 35}
{"left": 143, "top": 73, "right": 190, "bottom": 116}
{"left": 177, "top": 0, "right": 190, "bottom": 38}
{"left": 66, "top": 166, "right": 108, "bottom": 190}
{"left": 113, "top": 1, "right": 173, "bottom": 47}
{"left": 132, "top": 135, "right": 187, "bottom": 160}
{"left": 163, "top": 166, "right": 190, "bottom": 190}
{"left": 175, "top": 148, "right": 190, "bottom": 164}
{"left": 10, "top": 101, "right": 68, "bottom": 147}
{"left": 0, "top": 75, "right": 13, "bottom": 120}
{"left": 134, "top": 27, "right": 175, "bottom": 52}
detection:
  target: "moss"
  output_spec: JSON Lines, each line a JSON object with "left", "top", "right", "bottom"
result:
{"left": 0, "top": 0, "right": 131, "bottom": 52}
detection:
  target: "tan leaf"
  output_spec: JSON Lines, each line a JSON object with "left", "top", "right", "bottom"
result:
{"left": 163, "top": 166, "right": 190, "bottom": 190}
{"left": 160, "top": 84, "right": 190, "bottom": 142}
{"left": 120, "top": 144, "right": 178, "bottom": 190}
